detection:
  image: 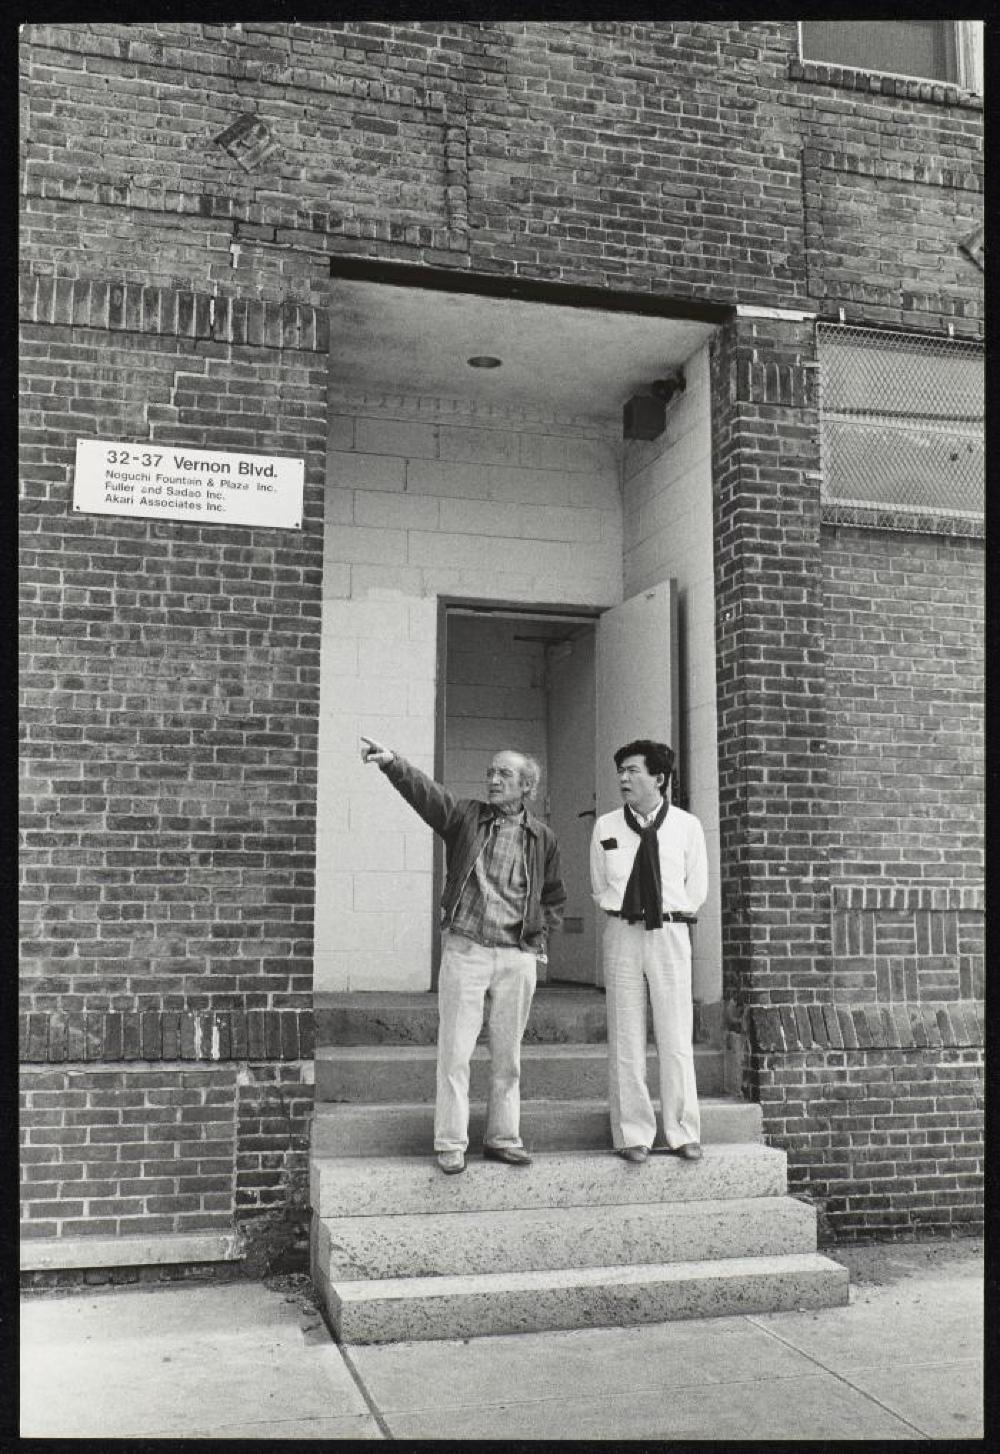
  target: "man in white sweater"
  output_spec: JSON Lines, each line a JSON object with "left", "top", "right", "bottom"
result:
{"left": 590, "top": 739, "right": 708, "bottom": 1164}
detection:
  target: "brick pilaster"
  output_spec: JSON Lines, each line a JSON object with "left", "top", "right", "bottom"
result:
{"left": 710, "top": 314, "right": 829, "bottom": 1016}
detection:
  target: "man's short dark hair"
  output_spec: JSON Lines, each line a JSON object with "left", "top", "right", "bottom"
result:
{"left": 614, "top": 739, "right": 675, "bottom": 794}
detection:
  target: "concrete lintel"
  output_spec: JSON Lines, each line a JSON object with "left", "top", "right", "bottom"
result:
{"left": 21, "top": 1230, "right": 245, "bottom": 1272}
{"left": 735, "top": 305, "right": 818, "bottom": 321}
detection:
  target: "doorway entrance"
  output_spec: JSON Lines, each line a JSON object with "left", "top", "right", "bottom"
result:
{"left": 438, "top": 586, "right": 679, "bottom": 987}
{"left": 441, "top": 606, "right": 599, "bottom": 984}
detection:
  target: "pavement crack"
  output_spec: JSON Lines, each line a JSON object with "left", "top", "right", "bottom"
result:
{"left": 336, "top": 1343, "right": 395, "bottom": 1439}
{"left": 745, "top": 1316, "right": 931, "bottom": 1439}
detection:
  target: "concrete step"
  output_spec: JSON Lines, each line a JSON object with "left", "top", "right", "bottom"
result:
{"left": 315, "top": 1193, "right": 816, "bottom": 1280}
{"left": 311, "top": 1144, "right": 788, "bottom": 1218}
{"left": 315, "top": 988, "right": 719, "bottom": 1047}
{"left": 318, "top": 1252, "right": 851, "bottom": 1344}
{"left": 315, "top": 1042, "right": 725, "bottom": 1103}
{"left": 311, "top": 1096, "right": 761, "bottom": 1157}
{"left": 316, "top": 988, "right": 610, "bottom": 1046}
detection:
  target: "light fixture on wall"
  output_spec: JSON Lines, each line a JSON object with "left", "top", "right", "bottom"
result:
{"left": 623, "top": 367, "right": 686, "bottom": 441}
{"left": 467, "top": 355, "right": 502, "bottom": 368}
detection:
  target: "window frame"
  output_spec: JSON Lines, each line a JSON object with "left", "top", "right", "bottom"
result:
{"left": 797, "top": 20, "right": 983, "bottom": 95}
{"left": 816, "top": 322, "right": 984, "bottom": 538}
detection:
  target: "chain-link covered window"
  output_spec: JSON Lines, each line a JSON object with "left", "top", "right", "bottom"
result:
{"left": 817, "top": 323, "right": 983, "bottom": 533}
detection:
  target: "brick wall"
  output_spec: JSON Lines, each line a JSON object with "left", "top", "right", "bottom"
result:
{"left": 824, "top": 528, "right": 984, "bottom": 903}
{"left": 20, "top": 22, "right": 981, "bottom": 333}
{"left": 18, "top": 276, "right": 326, "bottom": 1251}
{"left": 750, "top": 1019, "right": 983, "bottom": 1241}
{"left": 727, "top": 521, "right": 985, "bottom": 1239}
{"left": 710, "top": 314, "right": 829, "bottom": 1012}
{"left": 20, "top": 1063, "right": 312, "bottom": 1247}
{"left": 20, "top": 20, "right": 984, "bottom": 1250}
{"left": 789, "top": 60, "right": 983, "bottom": 331}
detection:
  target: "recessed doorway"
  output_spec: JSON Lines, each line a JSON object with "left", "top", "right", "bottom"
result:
{"left": 437, "top": 584, "right": 681, "bottom": 989}
{"left": 441, "top": 605, "right": 601, "bottom": 985}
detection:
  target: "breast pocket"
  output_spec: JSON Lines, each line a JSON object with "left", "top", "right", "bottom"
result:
{"left": 602, "top": 845, "right": 632, "bottom": 889}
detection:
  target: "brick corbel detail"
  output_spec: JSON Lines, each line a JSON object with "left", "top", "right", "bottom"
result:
{"left": 789, "top": 57, "right": 983, "bottom": 112}
{"left": 746, "top": 999, "right": 983, "bottom": 1053}
{"left": 19, "top": 1009, "right": 315, "bottom": 1064}
{"left": 18, "top": 275, "right": 329, "bottom": 351}
{"left": 830, "top": 886, "right": 983, "bottom": 912}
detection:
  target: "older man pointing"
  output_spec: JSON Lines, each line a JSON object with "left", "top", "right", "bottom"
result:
{"left": 361, "top": 735, "right": 566, "bottom": 1175}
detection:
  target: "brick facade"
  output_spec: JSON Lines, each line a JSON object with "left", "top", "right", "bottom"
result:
{"left": 19, "top": 21, "right": 982, "bottom": 1258}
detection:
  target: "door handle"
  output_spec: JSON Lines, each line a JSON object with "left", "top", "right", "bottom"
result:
{"left": 577, "top": 809, "right": 596, "bottom": 819}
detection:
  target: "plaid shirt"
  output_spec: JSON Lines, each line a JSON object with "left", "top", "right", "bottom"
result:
{"left": 450, "top": 808, "right": 529, "bottom": 948}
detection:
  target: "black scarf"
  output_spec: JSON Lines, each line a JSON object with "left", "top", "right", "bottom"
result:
{"left": 620, "top": 798, "right": 670, "bottom": 930}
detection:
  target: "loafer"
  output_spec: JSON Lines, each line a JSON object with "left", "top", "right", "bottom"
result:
{"left": 673, "top": 1142, "right": 703, "bottom": 1161}
{"left": 483, "top": 1144, "right": 532, "bottom": 1166}
{"left": 436, "top": 1150, "right": 465, "bottom": 1174}
{"left": 617, "top": 1146, "right": 649, "bottom": 1163}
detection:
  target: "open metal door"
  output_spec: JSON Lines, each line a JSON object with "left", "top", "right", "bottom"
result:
{"left": 595, "top": 581, "right": 679, "bottom": 815}
{"left": 545, "top": 629, "right": 598, "bottom": 984}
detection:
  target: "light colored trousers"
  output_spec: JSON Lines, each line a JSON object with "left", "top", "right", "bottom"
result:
{"left": 603, "top": 915, "right": 701, "bottom": 1151}
{"left": 434, "top": 931, "right": 537, "bottom": 1153}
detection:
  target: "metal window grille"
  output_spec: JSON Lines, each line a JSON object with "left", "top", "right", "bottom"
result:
{"left": 817, "top": 323, "right": 983, "bottom": 532}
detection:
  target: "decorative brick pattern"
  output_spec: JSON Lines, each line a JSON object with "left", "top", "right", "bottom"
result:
{"left": 748, "top": 999, "right": 982, "bottom": 1053}
{"left": 789, "top": 56, "right": 983, "bottom": 111}
{"left": 830, "top": 907, "right": 984, "bottom": 1003}
{"left": 18, "top": 1010, "right": 315, "bottom": 1063}
{"left": 18, "top": 277, "right": 328, "bottom": 351}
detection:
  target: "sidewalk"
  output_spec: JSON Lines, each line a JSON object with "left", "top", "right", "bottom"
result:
{"left": 20, "top": 1237, "right": 983, "bottom": 1441}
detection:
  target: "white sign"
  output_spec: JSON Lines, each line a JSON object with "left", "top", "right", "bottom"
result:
{"left": 73, "top": 440, "right": 304, "bottom": 529}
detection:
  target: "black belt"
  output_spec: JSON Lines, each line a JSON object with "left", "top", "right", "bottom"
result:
{"left": 607, "top": 910, "right": 697, "bottom": 925}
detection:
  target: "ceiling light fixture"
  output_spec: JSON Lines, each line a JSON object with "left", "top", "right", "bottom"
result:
{"left": 467, "top": 355, "right": 502, "bottom": 369}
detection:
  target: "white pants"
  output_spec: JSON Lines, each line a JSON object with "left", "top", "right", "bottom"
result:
{"left": 434, "top": 931, "right": 537, "bottom": 1152}
{"left": 603, "top": 915, "right": 701, "bottom": 1151}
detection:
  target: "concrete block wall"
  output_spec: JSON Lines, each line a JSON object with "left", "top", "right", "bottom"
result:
{"left": 622, "top": 343, "right": 721, "bottom": 1008}
{"left": 315, "top": 394, "right": 622, "bottom": 992}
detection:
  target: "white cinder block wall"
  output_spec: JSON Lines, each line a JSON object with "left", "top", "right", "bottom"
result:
{"left": 316, "top": 396, "right": 623, "bottom": 992}
{"left": 622, "top": 344, "right": 723, "bottom": 1008}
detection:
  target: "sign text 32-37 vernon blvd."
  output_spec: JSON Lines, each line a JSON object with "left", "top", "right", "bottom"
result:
{"left": 73, "top": 439, "right": 304, "bottom": 529}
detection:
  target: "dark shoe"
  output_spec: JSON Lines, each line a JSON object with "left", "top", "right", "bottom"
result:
{"left": 436, "top": 1150, "right": 465, "bottom": 1174}
{"left": 483, "top": 1144, "right": 532, "bottom": 1166}
{"left": 618, "top": 1146, "right": 649, "bottom": 1163}
{"left": 673, "top": 1142, "right": 703, "bottom": 1161}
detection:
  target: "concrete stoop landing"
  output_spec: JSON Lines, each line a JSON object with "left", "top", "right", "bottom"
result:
{"left": 310, "top": 990, "right": 848, "bottom": 1343}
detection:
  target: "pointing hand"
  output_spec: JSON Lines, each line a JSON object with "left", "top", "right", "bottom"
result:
{"left": 360, "top": 734, "right": 394, "bottom": 766}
